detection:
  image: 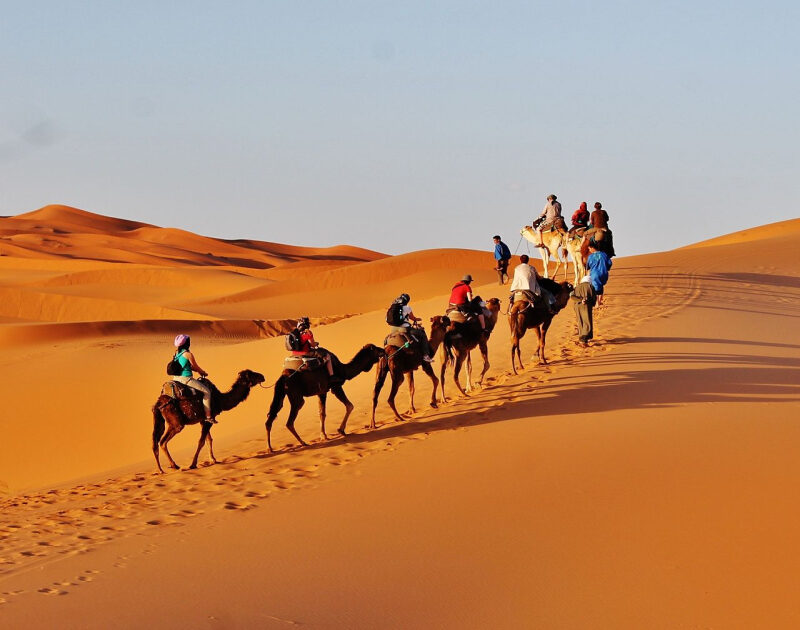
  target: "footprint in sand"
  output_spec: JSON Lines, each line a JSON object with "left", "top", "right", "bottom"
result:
{"left": 223, "top": 501, "right": 256, "bottom": 511}
{"left": 38, "top": 587, "right": 68, "bottom": 596}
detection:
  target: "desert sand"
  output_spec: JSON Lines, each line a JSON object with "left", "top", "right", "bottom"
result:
{"left": 1, "top": 206, "right": 799, "bottom": 628}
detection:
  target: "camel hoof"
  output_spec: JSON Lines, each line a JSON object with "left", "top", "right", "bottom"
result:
{"left": 337, "top": 428, "right": 347, "bottom": 436}
{"left": 430, "top": 402, "right": 438, "bottom": 408}
{"left": 188, "top": 464, "right": 197, "bottom": 470}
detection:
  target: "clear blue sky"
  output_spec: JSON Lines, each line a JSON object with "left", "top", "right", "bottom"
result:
{"left": 1, "top": 1, "right": 798, "bottom": 256}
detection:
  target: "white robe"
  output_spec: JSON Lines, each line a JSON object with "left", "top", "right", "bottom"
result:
{"left": 509, "top": 263, "right": 541, "bottom": 296}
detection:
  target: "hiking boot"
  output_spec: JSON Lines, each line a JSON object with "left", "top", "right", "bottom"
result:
{"left": 205, "top": 417, "right": 218, "bottom": 425}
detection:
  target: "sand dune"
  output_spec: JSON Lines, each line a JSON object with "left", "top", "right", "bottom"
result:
{"left": 1, "top": 210, "right": 799, "bottom": 628}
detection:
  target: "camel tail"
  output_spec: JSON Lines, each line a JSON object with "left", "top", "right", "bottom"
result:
{"left": 267, "top": 375, "right": 288, "bottom": 420}
{"left": 442, "top": 333, "right": 454, "bottom": 362}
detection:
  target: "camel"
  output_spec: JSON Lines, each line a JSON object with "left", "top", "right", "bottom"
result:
{"left": 564, "top": 229, "right": 587, "bottom": 284}
{"left": 152, "top": 369, "right": 265, "bottom": 473}
{"left": 509, "top": 278, "right": 573, "bottom": 374}
{"left": 439, "top": 298, "right": 501, "bottom": 401}
{"left": 521, "top": 225, "right": 568, "bottom": 280}
{"left": 371, "top": 316, "right": 450, "bottom": 427}
{"left": 265, "top": 344, "right": 385, "bottom": 452}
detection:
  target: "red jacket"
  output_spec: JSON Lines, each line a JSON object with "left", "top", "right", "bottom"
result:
{"left": 292, "top": 330, "right": 316, "bottom": 355}
{"left": 571, "top": 203, "right": 589, "bottom": 227}
{"left": 449, "top": 282, "right": 472, "bottom": 306}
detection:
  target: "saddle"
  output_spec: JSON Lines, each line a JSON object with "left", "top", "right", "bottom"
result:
{"left": 283, "top": 355, "right": 323, "bottom": 373}
{"left": 161, "top": 380, "right": 200, "bottom": 400}
{"left": 445, "top": 309, "right": 468, "bottom": 324}
{"left": 568, "top": 226, "right": 587, "bottom": 238}
{"left": 512, "top": 290, "right": 538, "bottom": 304}
{"left": 384, "top": 330, "right": 411, "bottom": 348}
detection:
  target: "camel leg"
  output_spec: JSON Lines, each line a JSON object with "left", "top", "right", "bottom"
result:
{"left": 152, "top": 406, "right": 167, "bottom": 474}
{"left": 407, "top": 371, "right": 416, "bottom": 414}
{"left": 466, "top": 351, "right": 474, "bottom": 393}
{"left": 266, "top": 415, "right": 277, "bottom": 453}
{"left": 318, "top": 392, "right": 328, "bottom": 440}
{"left": 371, "top": 358, "right": 389, "bottom": 429}
{"left": 159, "top": 423, "right": 184, "bottom": 470}
{"left": 386, "top": 370, "right": 406, "bottom": 422}
{"left": 189, "top": 422, "right": 212, "bottom": 469}
{"left": 439, "top": 350, "right": 449, "bottom": 404}
{"left": 266, "top": 375, "right": 288, "bottom": 453}
{"left": 421, "top": 361, "right": 439, "bottom": 408}
{"left": 477, "top": 340, "right": 490, "bottom": 386}
{"left": 206, "top": 430, "right": 217, "bottom": 464}
{"left": 331, "top": 385, "right": 354, "bottom": 436}
{"left": 539, "top": 247, "right": 550, "bottom": 279}
{"left": 285, "top": 391, "right": 308, "bottom": 448}
{"left": 511, "top": 340, "right": 518, "bottom": 375}
{"left": 540, "top": 320, "right": 552, "bottom": 365}
{"left": 453, "top": 352, "right": 468, "bottom": 396}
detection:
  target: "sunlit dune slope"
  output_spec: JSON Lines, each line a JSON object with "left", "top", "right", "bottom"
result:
{"left": 682, "top": 217, "right": 800, "bottom": 249}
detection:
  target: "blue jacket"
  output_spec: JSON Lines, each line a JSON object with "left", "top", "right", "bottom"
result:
{"left": 587, "top": 251, "right": 612, "bottom": 294}
{"left": 494, "top": 241, "right": 511, "bottom": 261}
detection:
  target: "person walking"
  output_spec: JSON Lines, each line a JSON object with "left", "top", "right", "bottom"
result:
{"left": 586, "top": 241, "right": 612, "bottom": 307}
{"left": 492, "top": 235, "right": 512, "bottom": 285}
{"left": 570, "top": 274, "right": 596, "bottom": 346}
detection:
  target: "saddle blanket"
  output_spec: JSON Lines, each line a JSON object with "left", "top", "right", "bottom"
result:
{"left": 283, "top": 355, "right": 323, "bottom": 372}
{"left": 161, "top": 381, "right": 197, "bottom": 400}
{"left": 384, "top": 331, "right": 410, "bottom": 348}
{"left": 446, "top": 307, "right": 493, "bottom": 324}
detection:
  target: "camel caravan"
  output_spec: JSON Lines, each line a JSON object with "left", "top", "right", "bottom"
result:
{"left": 152, "top": 196, "right": 614, "bottom": 473}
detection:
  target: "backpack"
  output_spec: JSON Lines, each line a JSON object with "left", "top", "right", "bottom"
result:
{"left": 386, "top": 302, "right": 405, "bottom": 326}
{"left": 285, "top": 329, "right": 303, "bottom": 351}
{"left": 166, "top": 351, "right": 184, "bottom": 376}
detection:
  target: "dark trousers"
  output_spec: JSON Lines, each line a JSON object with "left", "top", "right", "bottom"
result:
{"left": 496, "top": 259, "right": 509, "bottom": 284}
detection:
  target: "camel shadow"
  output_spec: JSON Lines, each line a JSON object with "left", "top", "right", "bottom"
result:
{"left": 243, "top": 345, "right": 800, "bottom": 464}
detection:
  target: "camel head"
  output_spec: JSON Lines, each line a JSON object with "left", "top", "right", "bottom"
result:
{"left": 485, "top": 297, "right": 502, "bottom": 314}
{"left": 554, "top": 282, "right": 574, "bottom": 312}
{"left": 430, "top": 315, "right": 451, "bottom": 332}
{"left": 238, "top": 369, "right": 266, "bottom": 388}
{"left": 353, "top": 343, "right": 386, "bottom": 370}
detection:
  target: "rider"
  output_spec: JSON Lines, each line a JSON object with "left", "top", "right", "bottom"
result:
{"left": 448, "top": 274, "right": 486, "bottom": 332}
{"left": 509, "top": 255, "right": 555, "bottom": 314}
{"left": 584, "top": 202, "right": 615, "bottom": 257}
{"left": 590, "top": 201, "right": 609, "bottom": 229}
{"left": 532, "top": 194, "right": 563, "bottom": 247}
{"left": 171, "top": 334, "right": 215, "bottom": 424}
{"left": 570, "top": 201, "right": 590, "bottom": 231}
{"left": 291, "top": 317, "right": 339, "bottom": 382}
{"left": 492, "top": 235, "right": 512, "bottom": 285}
{"left": 388, "top": 293, "right": 433, "bottom": 362}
